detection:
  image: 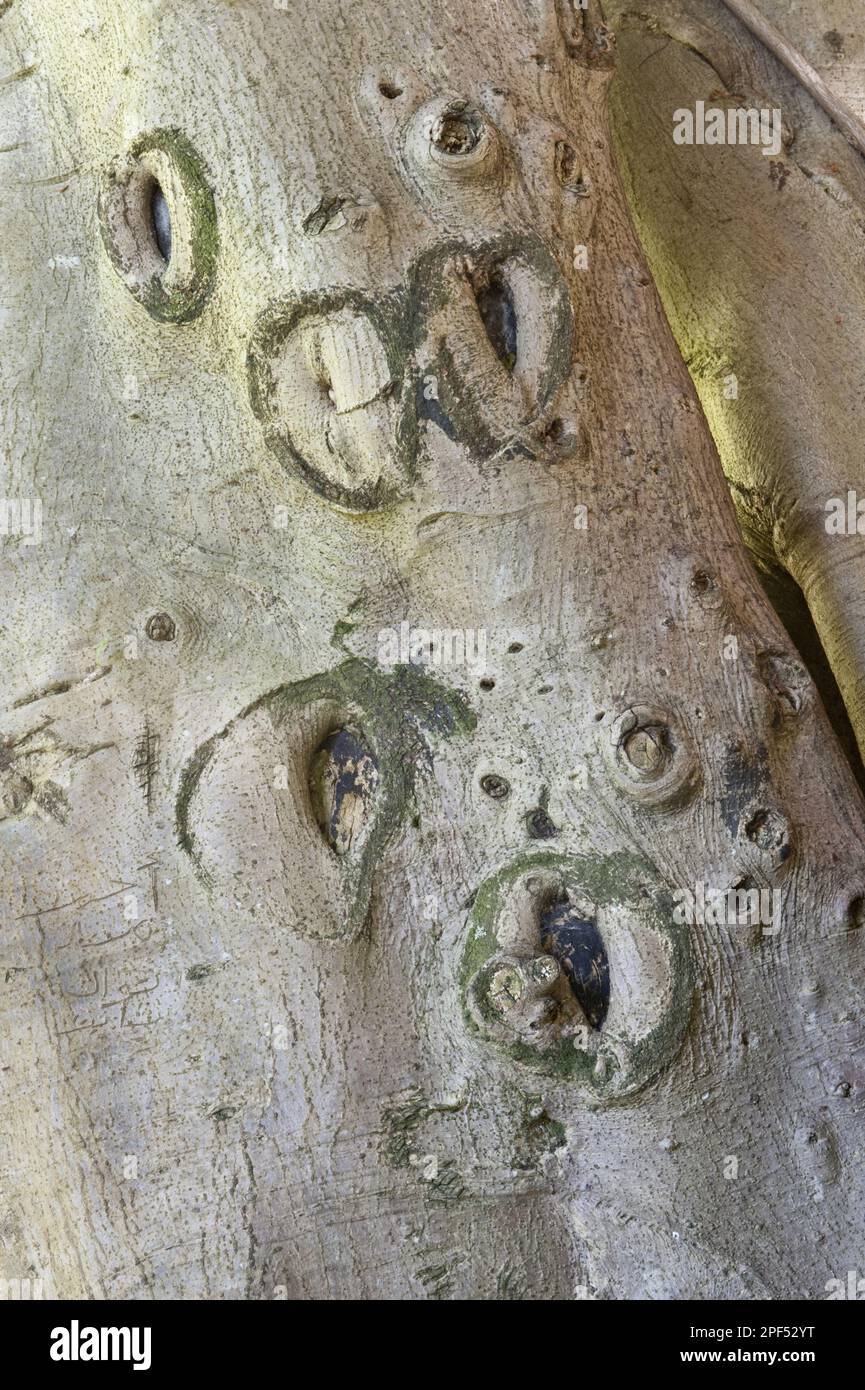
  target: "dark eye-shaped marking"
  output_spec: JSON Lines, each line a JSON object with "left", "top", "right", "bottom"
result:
{"left": 309, "top": 727, "right": 379, "bottom": 856}
{"left": 151, "top": 182, "right": 172, "bottom": 262}
{"left": 99, "top": 128, "right": 217, "bottom": 323}
{"left": 540, "top": 897, "right": 610, "bottom": 1030}
{"left": 473, "top": 267, "right": 517, "bottom": 370}
{"left": 410, "top": 233, "right": 574, "bottom": 457}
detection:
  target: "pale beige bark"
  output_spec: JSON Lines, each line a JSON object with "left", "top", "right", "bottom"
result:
{"left": 755, "top": 0, "right": 865, "bottom": 126}
{"left": 0, "top": 0, "right": 863, "bottom": 1300}
{"left": 607, "top": 0, "right": 865, "bottom": 766}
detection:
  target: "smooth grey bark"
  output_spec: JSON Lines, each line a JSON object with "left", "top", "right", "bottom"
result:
{"left": 0, "top": 0, "right": 864, "bottom": 1300}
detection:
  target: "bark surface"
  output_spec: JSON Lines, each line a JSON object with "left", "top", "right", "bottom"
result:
{"left": 609, "top": 0, "right": 865, "bottom": 766}
{"left": 1, "top": 0, "right": 864, "bottom": 1300}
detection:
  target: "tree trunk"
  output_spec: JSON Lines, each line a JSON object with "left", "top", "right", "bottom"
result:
{"left": 1, "top": 0, "right": 864, "bottom": 1300}
{"left": 608, "top": 0, "right": 865, "bottom": 770}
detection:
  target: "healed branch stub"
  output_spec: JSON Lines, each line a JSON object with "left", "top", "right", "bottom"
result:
{"left": 0, "top": 0, "right": 864, "bottom": 1300}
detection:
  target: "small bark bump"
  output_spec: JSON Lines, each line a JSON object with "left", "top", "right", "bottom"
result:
{"left": 480, "top": 773, "right": 510, "bottom": 799}
{"left": 145, "top": 612, "right": 176, "bottom": 642}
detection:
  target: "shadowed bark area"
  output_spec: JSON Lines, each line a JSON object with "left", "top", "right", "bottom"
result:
{"left": 0, "top": 0, "right": 864, "bottom": 1300}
